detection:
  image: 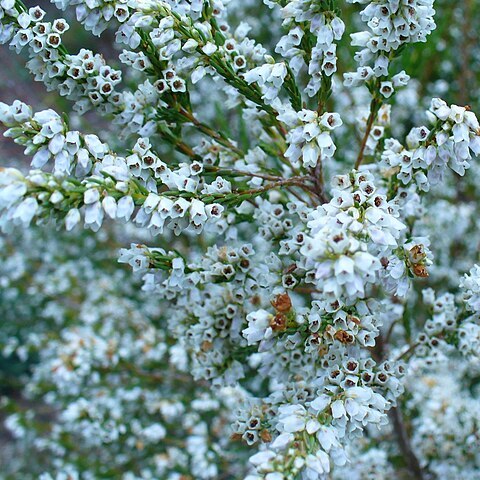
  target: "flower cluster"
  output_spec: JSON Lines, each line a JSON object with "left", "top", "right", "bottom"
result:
{"left": 284, "top": 110, "right": 342, "bottom": 168}
{"left": 382, "top": 98, "right": 480, "bottom": 192}
{"left": 0, "top": 101, "right": 108, "bottom": 175}
{"left": 301, "top": 171, "right": 406, "bottom": 302}
{"left": 52, "top": 0, "right": 132, "bottom": 35}
{"left": 346, "top": 0, "right": 436, "bottom": 88}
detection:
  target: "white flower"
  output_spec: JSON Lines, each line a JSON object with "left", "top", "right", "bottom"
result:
{"left": 380, "top": 81, "right": 394, "bottom": 98}
{"left": 245, "top": 62, "right": 287, "bottom": 104}
{"left": 84, "top": 134, "right": 106, "bottom": 158}
{"left": 84, "top": 201, "right": 104, "bottom": 231}
{"left": 310, "top": 395, "right": 331, "bottom": 413}
{"left": 243, "top": 309, "right": 273, "bottom": 345}
{"left": 305, "top": 451, "right": 330, "bottom": 477}
{"left": 249, "top": 450, "right": 276, "bottom": 467}
{"left": 316, "top": 427, "right": 338, "bottom": 452}
{"left": 189, "top": 198, "right": 207, "bottom": 226}
{"left": 102, "top": 196, "right": 117, "bottom": 219}
{"left": 285, "top": 110, "right": 341, "bottom": 168}
{"left": 331, "top": 400, "right": 346, "bottom": 419}
{"left": 65, "top": 208, "right": 81, "bottom": 231}
{"left": 460, "top": 265, "right": 480, "bottom": 313}
{"left": 116, "top": 195, "right": 135, "bottom": 221}
{"left": 277, "top": 404, "right": 307, "bottom": 433}
{"left": 13, "top": 197, "right": 38, "bottom": 225}
{"left": 202, "top": 42, "right": 217, "bottom": 56}
{"left": 270, "top": 432, "right": 293, "bottom": 450}
{"left": 84, "top": 188, "right": 100, "bottom": 205}
{"left": 0, "top": 173, "right": 27, "bottom": 208}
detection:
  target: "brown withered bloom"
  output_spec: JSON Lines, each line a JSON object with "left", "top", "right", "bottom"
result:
{"left": 260, "top": 430, "right": 272, "bottom": 443}
{"left": 283, "top": 263, "right": 297, "bottom": 274}
{"left": 269, "top": 313, "right": 287, "bottom": 332}
{"left": 335, "top": 330, "right": 354, "bottom": 343}
{"left": 408, "top": 244, "right": 429, "bottom": 277}
{"left": 347, "top": 314, "right": 361, "bottom": 325}
{"left": 409, "top": 244, "right": 426, "bottom": 262}
{"left": 412, "top": 264, "right": 429, "bottom": 278}
{"left": 251, "top": 294, "right": 261, "bottom": 306}
{"left": 201, "top": 341, "right": 213, "bottom": 352}
{"left": 271, "top": 292, "right": 292, "bottom": 313}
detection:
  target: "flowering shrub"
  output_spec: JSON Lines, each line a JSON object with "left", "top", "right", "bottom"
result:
{"left": 0, "top": 1, "right": 480, "bottom": 479}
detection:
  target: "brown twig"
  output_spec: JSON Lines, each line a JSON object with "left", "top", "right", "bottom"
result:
{"left": 373, "top": 333, "right": 425, "bottom": 479}
{"left": 179, "top": 107, "right": 244, "bottom": 156}
{"left": 243, "top": 176, "right": 314, "bottom": 197}
{"left": 384, "top": 318, "right": 399, "bottom": 346}
{"left": 395, "top": 342, "right": 419, "bottom": 362}
{"left": 354, "top": 97, "right": 381, "bottom": 170}
{"left": 286, "top": 186, "right": 309, "bottom": 204}
{"left": 310, "top": 159, "right": 329, "bottom": 204}
{"left": 293, "top": 286, "right": 321, "bottom": 295}
{"left": 388, "top": 407, "right": 425, "bottom": 480}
